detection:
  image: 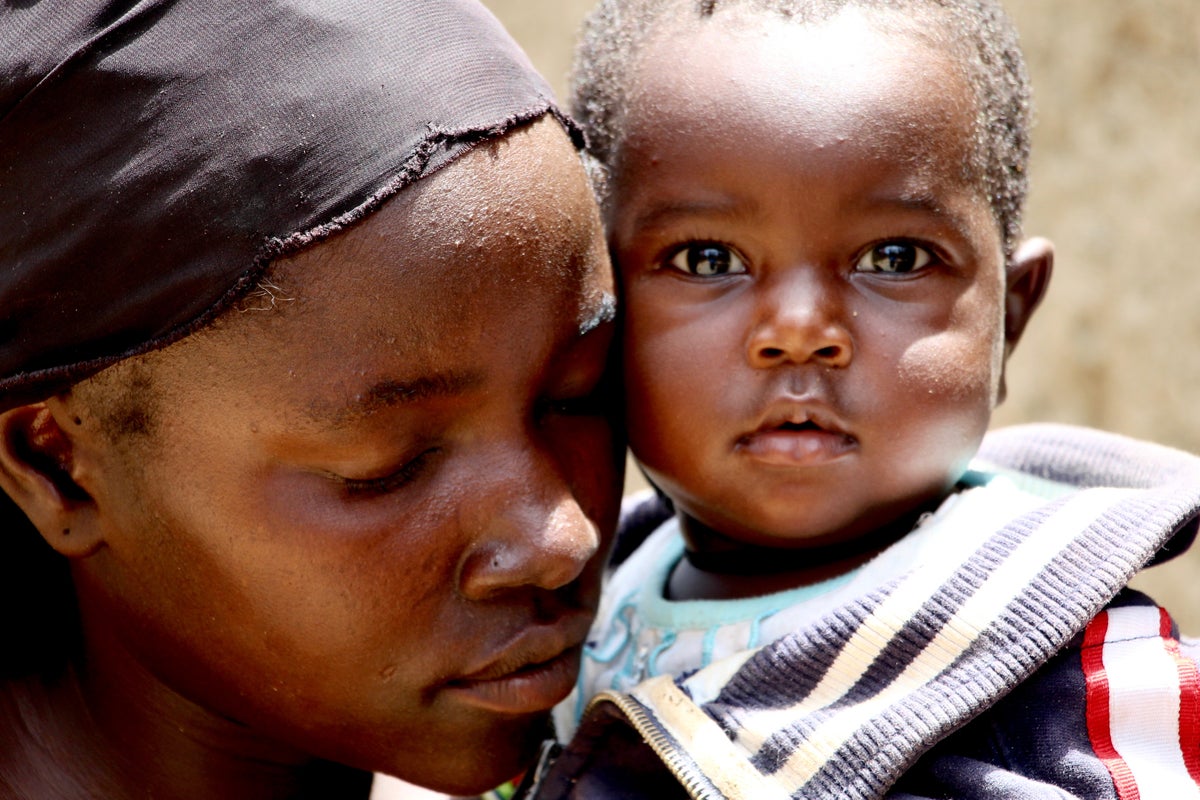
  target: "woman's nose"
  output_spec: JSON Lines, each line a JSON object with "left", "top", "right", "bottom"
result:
{"left": 456, "top": 466, "right": 600, "bottom": 600}
{"left": 745, "top": 270, "right": 853, "bottom": 370}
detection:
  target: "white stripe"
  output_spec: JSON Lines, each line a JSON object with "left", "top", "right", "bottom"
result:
{"left": 740, "top": 488, "right": 1134, "bottom": 784}
{"left": 683, "top": 646, "right": 759, "bottom": 707}
{"left": 1102, "top": 605, "right": 1200, "bottom": 800}
{"left": 727, "top": 498, "right": 1011, "bottom": 753}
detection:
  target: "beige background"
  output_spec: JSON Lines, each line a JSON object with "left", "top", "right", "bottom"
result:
{"left": 482, "top": 0, "right": 1200, "bottom": 630}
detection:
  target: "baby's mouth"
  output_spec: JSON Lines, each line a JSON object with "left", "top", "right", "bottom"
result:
{"left": 736, "top": 407, "right": 856, "bottom": 465}
{"left": 777, "top": 419, "right": 822, "bottom": 432}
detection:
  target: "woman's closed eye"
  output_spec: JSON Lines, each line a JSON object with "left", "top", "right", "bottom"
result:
{"left": 854, "top": 241, "right": 933, "bottom": 274}
{"left": 335, "top": 448, "right": 441, "bottom": 497}
{"left": 665, "top": 242, "right": 747, "bottom": 276}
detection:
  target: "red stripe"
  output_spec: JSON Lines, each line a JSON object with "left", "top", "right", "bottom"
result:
{"left": 1158, "top": 607, "right": 1200, "bottom": 786}
{"left": 1082, "top": 611, "right": 1141, "bottom": 800}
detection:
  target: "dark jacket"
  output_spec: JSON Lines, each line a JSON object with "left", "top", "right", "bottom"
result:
{"left": 522, "top": 424, "right": 1200, "bottom": 799}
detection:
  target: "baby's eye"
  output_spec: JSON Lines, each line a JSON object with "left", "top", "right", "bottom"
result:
{"left": 666, "top": 243, "right": 747, "bottom": 276}
{"left": 855, "top": 242, "right": 932, "bottom": 274}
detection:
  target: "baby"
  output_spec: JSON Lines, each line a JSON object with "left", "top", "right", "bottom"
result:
{"left": 0, "top": 2, "right": 620, "bottom": 797}
{"left": 530, "top": 1, "right": 1200, "bottom": 797}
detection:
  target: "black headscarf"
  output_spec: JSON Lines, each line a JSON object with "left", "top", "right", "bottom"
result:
{"left": 0, "top": 0, "right": 575, "bottom": 409}
{"left": 0, "top": 0, "right": 574, "bottom": 676}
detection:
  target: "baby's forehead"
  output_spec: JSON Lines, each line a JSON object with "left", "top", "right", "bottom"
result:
{"left": 629, "top": 9, "right": 977, "bottom": 149}
{"left": 631, "top": 2, "right": 981, "bottom": 116}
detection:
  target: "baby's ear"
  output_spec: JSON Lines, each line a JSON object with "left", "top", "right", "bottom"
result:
{"left": 1004, "top": 236, "right": 1054, "bottom": 354}
{"left": 0, "top": 400, "right": 103, "bottom": 558}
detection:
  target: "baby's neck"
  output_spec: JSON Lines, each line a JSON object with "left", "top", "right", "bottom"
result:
{"left": 669, "top": 504, "right": 936, "bottom": 602}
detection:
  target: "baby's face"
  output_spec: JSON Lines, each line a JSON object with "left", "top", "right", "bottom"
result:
{"left": 610, "top": 8, "right": 1013, "bottom": 551}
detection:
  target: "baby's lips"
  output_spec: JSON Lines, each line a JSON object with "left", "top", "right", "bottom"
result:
{"left": 752, "top": 399, "right": 851, "bottom": 440}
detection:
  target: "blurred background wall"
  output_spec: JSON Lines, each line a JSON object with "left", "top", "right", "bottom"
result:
{"left": 481, "top": 0, "right": 1200, "bottom": 630}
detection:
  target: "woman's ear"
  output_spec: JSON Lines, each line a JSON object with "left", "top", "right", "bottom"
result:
{"left": 0, "top": 400, "right": 103, "bottom": 558}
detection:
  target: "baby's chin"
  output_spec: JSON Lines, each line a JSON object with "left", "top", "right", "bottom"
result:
{"left": 681, "top": 480, "right": 954, "bottom": 551}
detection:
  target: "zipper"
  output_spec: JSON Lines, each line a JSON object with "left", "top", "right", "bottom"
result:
{"left": 582, "top": 690, "right": 727, "bottom": 800}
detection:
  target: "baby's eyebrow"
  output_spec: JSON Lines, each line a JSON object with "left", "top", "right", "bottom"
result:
{"left": 630, "top": 196, "right": 757, "bottom": 231}
{"left": 856, "top": 189, "right": 980, "bottom": 243}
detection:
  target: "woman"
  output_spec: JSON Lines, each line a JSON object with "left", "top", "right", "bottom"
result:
{"left": 0, "top": 1, "right": 621, "bottom": 797}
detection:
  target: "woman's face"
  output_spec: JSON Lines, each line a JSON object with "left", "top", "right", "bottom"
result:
{"left": 66, "top": 119, "right": 621, "bottom": 793}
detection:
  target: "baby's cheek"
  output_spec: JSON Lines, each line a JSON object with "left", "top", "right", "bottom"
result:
{"left": 894, "top": 327, "right": 1003, "bottom": 406}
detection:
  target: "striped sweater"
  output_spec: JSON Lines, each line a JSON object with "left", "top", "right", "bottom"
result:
{"left": 524, "top": 424, "right": 1200, "bottom": 799}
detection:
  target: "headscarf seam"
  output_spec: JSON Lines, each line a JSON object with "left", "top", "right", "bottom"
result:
{"left": 0, "top": 101, "right": 577, "bottom": 406}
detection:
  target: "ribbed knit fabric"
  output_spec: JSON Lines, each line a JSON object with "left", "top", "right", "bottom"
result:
{"left": 529, "top": 424, "right": 1200, "bottom": 799}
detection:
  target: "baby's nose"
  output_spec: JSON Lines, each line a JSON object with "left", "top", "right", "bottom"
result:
{"left": 745, "top": 270, "right": 854, "bottom": 369}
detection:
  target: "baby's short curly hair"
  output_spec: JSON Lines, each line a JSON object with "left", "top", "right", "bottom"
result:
{"left": 570, "top": 0, "right": 1032, "bottom": 260}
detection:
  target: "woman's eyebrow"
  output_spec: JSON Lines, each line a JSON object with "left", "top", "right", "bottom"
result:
{"left": 314, "top": 371, "right": 484, "bottom": 425}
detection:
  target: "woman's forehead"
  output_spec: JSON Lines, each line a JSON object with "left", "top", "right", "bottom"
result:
{"left": 286, "top": 120, "right": 599, "bottom": 276}
{"left": 171, "top": 119, "right": 611, "bottom": 395}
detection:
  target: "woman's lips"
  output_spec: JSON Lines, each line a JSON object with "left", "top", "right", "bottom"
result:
{"left": 444, "top": 645, "right": 583, "bottom": 715}
{"left": 444, "top": 614, "right": 591, "bottom": 715}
